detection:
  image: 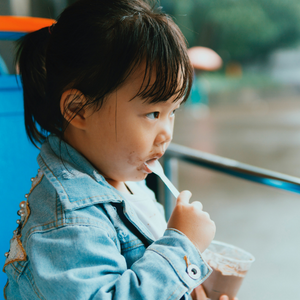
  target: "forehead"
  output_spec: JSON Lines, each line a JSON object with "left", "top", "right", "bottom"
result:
{"left": 124, "top": 61, "right": 185, "bottom": 104}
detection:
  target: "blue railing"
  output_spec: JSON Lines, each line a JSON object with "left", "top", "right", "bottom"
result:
{"left": 162, "top": 143, "right": 300, "bottom": 219}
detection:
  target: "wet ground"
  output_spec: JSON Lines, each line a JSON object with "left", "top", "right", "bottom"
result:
{"left": 172, "top": 98, "right": 300, "bottom": 300}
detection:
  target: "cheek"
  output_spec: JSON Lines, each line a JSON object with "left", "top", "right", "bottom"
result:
{"left": 125, "top": 136, "right": 152, "bottom": 167}
{"left": 116, "top": 118, "right": 154, "bottom": 167}
{"left": 118, "top": 120, "right": 150, "bottom": 148}
{"left": 88, "top": 107, "right": 115, "bottom": 140}
{"left": 127, "top": 151, "right": 140, "bottom": 166}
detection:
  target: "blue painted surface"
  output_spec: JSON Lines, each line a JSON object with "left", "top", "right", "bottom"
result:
{"left": 0, "top": 32, "right": 25, "bottom": 41}
{"left": 0, "top": 75, "right": 39, "bottom": 292}
{"left": 0, "top": 55, "right": 9, "bottom": 75}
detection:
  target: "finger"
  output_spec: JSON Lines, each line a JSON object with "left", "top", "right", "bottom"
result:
{"left": 219, "top": 295, "right": 229, "bottom": 300}
{"left": 191, "top": 200, "right": 203, "bottom": 210}
{"left": 176, "top": 190, "right": 192, "bottom": 205}
{"left": 193, "top": 284, "right": 207, "bottom": 300}
{"left": 202, "top": 211, "right": 211, "bottom": 219}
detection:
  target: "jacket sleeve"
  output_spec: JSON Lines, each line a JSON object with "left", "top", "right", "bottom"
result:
{"left": 25, "top": 224, "right": 211, "bottom": 300}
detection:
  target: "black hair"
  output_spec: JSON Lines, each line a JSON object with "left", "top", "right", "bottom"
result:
{"left": 16, "top": 0, "right": 193, "bottom": 147}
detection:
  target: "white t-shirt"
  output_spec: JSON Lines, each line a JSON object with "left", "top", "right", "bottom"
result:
{"left": 121, "top": 181, "right": 167, "bottom": 240}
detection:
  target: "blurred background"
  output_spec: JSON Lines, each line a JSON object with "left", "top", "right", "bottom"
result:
{"left": 1, "top": 0, "right": 300, "bottom": 299}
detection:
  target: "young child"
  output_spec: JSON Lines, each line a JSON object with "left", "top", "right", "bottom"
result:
{"left": 3, "top": 1, "right": 233, "bottom": 299}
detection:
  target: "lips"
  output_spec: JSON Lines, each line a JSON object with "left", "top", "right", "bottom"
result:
{"left": 144, "top": 163, "right": 153, "bottom": 173}
{"left": 143, "top": 153, "right": 164, "bottom": 173}
{"left": 146, "top": 153, "right": 163, "bottom": 164}
{"left": 145, "top": 157, "right": 157, "bottom": 165}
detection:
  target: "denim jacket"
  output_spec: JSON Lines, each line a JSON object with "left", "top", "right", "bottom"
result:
{"left": 3, "top": 135, "right": 211, "bottom": 300}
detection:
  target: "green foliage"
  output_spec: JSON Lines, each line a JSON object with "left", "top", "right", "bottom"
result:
{"left": 161, "top": 0, "right": 300, "bottom": 63}
{"left": 200, "top": 71, "right": 279, "bottom": 94}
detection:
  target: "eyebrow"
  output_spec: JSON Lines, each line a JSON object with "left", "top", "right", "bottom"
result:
{"left": 142, "top": 96, "right": 184, "bottom": 108}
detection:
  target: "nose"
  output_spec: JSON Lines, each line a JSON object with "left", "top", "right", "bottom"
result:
{"left": 154, "top": 119, "right": 173, "bottom": 147}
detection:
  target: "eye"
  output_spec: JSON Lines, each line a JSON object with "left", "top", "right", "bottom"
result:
{"left": 170, "top": 109, "right": 177, "bottom": 117}
{"left": 146, "top": 112, "right": 160, "bottom": 120}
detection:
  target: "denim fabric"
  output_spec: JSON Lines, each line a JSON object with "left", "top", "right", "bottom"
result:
{"left": 3, "top": 135, "right": 211, "bottom": 300}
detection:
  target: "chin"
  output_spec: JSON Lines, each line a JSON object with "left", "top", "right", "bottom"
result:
{"left": 129, "top": 172, "right": 148, "bottom": 182}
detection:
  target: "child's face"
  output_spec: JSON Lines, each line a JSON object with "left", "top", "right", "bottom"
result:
{"left": 68, "top": 66, "right": 182, "bottom": 186}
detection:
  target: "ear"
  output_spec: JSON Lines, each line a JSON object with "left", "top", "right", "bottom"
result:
{"left": 60, "top": 89, "right": 88, "bottom": 130}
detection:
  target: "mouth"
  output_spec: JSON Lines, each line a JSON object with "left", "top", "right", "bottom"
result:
{"left": 143, "top": 154, "right": 164, "bottom": 173}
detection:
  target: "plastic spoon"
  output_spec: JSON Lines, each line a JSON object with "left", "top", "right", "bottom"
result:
{"left": 145, "top": 160, "right": 180, "bottom": 198}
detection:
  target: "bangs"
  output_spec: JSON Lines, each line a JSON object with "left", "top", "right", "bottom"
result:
{"left": 117, "top": 10, "right": 193, "bottom": 104}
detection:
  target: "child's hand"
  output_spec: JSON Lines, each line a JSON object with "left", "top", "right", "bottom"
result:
{"left": 191, "top": 284, "right": 238, "bottom": 300}
{"left": 167, "top": 191, "right": 216, "bottom": 253}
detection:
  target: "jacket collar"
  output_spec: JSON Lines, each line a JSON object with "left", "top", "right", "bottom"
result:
{"left": 38, "top": 135, "right": 123, "bottom": 211}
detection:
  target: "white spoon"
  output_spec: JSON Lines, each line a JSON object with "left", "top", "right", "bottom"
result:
{"left": 145, "top": 160, "right": 180, "bottom": 198}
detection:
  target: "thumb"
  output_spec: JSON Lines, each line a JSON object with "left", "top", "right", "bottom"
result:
{"left": 176, "top": 190, "right": 192, "bottom": 205}
{"left": 192, "top": 285, "right": 207, "bottom": 300}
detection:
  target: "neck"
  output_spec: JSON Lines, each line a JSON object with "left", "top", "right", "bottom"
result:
{"left": 106, "top": 179, "right": 131, "bottom": 194}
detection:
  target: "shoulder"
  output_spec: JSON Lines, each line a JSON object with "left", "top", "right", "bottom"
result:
{"left": 36, "top": 136, "right": 124, "bottom": 211}
{"left": 17, "top": 159, "right": 124, "bottom": 251}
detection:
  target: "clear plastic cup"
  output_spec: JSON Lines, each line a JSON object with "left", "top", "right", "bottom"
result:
{"left": 202, "top": 240, "right": 255, "bottom": 300}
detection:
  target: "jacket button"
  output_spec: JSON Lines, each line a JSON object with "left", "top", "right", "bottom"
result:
{"left": 187, "top": 264, "right": 201, "bottom": 280}
{"left": 19, "top": 201, "right": 26, "bottom": 208}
